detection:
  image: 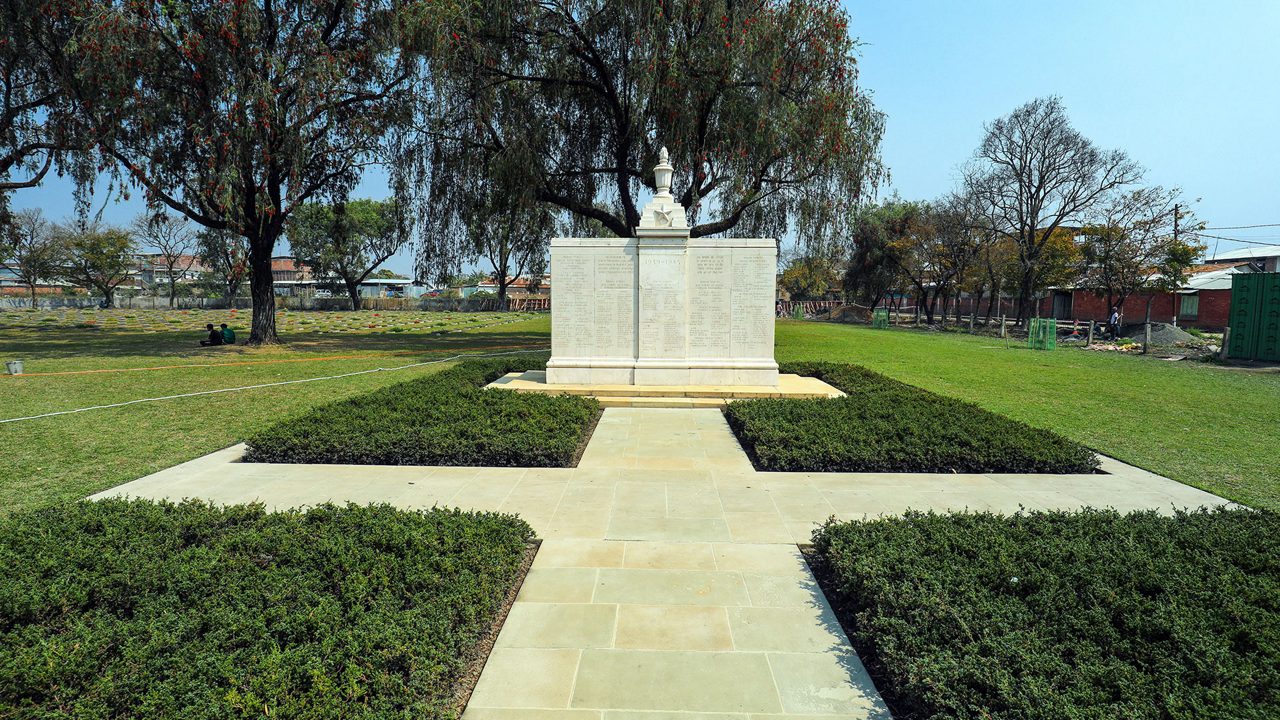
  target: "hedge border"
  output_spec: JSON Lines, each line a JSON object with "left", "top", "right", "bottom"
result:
{"left": 725, "top": 361, "right": 1101, "bottom": 474}
{"left": 807, "top": 508, "right": 1280, "bottom": 720}
{"left": 0, "top": 499, "right": 537, "bottom": 718}
{"left": 242, "top": 355, "right": 602, "bottom": 468}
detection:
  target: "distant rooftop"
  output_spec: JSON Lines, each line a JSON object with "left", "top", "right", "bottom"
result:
{"left": 1206, "top": 244, "right": 1280, "bottom": 261}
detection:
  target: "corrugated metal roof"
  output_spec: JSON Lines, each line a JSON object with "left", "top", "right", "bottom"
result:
{"left": 1207, "top": 245, "right": 1280, "bottom": 261}
{"left": 1178, "top": 266, "right": 1249, "bottom": 293}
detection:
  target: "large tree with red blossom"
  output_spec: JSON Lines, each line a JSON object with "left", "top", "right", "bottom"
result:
{"left": 395, "top": 0, "right": 885, "bottom": 264}
{"left": 0, "top": 1, "right": 93, "bottom": 235}
{"left": 58, "top": 0, "right": 415, "bottom": 343}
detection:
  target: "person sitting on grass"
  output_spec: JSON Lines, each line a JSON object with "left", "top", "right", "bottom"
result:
{"left": 200, "top": 323, "right": 224, "bottom": 347}
{"left": 220, "top": 323, "right": 236, "bottom": 345}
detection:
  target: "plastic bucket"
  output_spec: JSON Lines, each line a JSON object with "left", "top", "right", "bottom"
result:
{"left": 5, "top": 360, "right": 22, "bottom": 375}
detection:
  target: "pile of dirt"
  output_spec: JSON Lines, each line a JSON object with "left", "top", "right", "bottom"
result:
{"left": 824, "top": 305, "right": 870, "bottom": 324}
{"left": 1119, "top": 322, "right": 1197, "bottom": 345}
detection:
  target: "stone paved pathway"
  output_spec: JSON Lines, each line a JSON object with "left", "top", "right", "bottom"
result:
{"left": 94, "top": 408, "right": 1231, "bottom": 719}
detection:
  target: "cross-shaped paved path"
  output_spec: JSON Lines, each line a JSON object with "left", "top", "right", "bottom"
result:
{"left": 95, "top": 408, "right": 1229, "bottom": 718}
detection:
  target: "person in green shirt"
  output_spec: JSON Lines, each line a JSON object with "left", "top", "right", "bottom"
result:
{"left": 220, "top": 323, "right": 236, "bottom": 344}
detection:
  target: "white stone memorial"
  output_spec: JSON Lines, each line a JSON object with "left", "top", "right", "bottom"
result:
{"left": 546, "top": 148, "right": 780, "bottom": 387}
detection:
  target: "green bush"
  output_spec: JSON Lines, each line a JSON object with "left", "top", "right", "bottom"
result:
{"left": 244, "top": 355, "right": 600, "bottom": 466}
{"left": 725, "top": 361, "right": 1099, "bottom": 473}
{"left": 0, "top": 499, "right": 534, "bottom": 719}
{"left": 813, "top": 508, "right": 1280, "bottom": 719}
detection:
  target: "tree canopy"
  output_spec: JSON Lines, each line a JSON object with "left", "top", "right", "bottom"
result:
{"left": 965, "top": 96, "right": 1143, "bottom": 322}
{"left": 0, "top": 1, "right": 90, "bottom": 227}
{"left": 54, "top": 0, "right": 417, "bottom": 342}
{"left": 1078, "top": 188, "right": 1202, "bottom": 310}
{"left": 397, "top": 0, "right": 885, "bottom": 247}
{"left": 5, "top": 208, "right": 63, "bottom": 304}
{"left": 196, "top": 228, "right": 249, "bottom": 303}
{"left": 55, "top": 223, "right": 135, "bottom": 307}
{"left": 288, "top": 199, "right": 409, "bottom": 310}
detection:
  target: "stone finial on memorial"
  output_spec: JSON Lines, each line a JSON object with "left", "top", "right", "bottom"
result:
{"left": 637, "top": 146, "right": 688, "bottom": 236}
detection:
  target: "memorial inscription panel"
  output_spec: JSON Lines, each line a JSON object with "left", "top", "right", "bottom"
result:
{"left": 687, "top": 250, "right": 732, "bottom": 359}
{"left": 548, "top": 236, "right": 778, "bottom": 387}
{"left": 730, "top": 249, "right": 775, "bottom": 359}
{"left": 638, "top": 250, "right": 687, "bottom": 360}
{"left": 593, "top": 252, "right": 637, "bottom": 359}
{"left": 550, "top": 250, "right": 594, "bottom": 358}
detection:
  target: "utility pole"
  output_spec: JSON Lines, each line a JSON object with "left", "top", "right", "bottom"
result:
{"left": 1172, "top": 203, "right": 1181, "bottom": 326}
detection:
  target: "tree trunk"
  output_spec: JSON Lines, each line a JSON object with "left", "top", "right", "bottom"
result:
{"left": 346, "top": 279, "right": 362, "bottom": 311}
{"left": 247, "top": 248, "right": 279, "bottom": 345}
{"left": 101, "top": 285, "right": 115, "bottom": 308}
{"left": 1016, "top": 266, "right": 1036, "bottom": 326}
{"left": 29, "top": 283, "right": 37, "bottom": 308}
{"left": 168, "top": 281, "right": 177, "bottom": 307}
{"left": 495, "top": 267, "right": 510, "bottom": 311}
{"left": 919, "top": 282, "right": 935, "bottom": 324}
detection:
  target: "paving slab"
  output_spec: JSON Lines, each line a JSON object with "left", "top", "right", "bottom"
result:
{"left": 94, "top": 407, "right": 1232, "bottom": 719}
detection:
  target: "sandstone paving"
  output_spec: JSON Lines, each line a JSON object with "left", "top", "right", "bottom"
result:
{"left": 93, "top": 407, "right": 1232, "bottom": 718}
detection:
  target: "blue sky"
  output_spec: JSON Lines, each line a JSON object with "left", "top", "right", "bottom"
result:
{"left": 13, "top": 0, "right": 1280, "bottom": 274}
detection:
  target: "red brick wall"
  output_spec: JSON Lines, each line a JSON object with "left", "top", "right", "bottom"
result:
{"left": 1035, "top": 290, "right": 1231, "bottom": 330}
{"left": 883, "top": 289, "right": 1232, "bottom": 330}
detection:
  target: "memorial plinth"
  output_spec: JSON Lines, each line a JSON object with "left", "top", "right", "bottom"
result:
{"left": 545, "top": 148, "right": 780, "bottom": 387}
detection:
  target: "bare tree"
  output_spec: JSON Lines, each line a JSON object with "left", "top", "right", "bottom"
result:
{"left": 132, "top": 212, "right": 197, "bottom": 307}
{"left": 5, "top": 208, "right": 63, "bottom": 305}
{"left": 923, "top": 195, "right": 986, "bottom": 323}
{"left": 1078, "top": 187, "right": 1201, "bottom": 311}
{"left": 965, "top": 97, "right": 1143, "bottom": 323}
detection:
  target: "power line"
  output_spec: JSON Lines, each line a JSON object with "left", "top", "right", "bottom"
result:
{"left": 1189, "top": 232, "right": 1280, "bottom": 246}
{"left": 1200, "top": 223, "right": 1280, "bottom": 230}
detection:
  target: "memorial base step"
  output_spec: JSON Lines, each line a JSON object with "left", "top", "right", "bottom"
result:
{"left": 485, "top": 370, "right": 844, "bottom": 406}
{"left": 595, "top": 396, "right": 744, "bottom": 408}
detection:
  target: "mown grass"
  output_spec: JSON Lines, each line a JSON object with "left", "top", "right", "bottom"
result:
{"left": 0, "top": 499, "right": 534, "bottom": 718}
{"left": 0, "top": 314, "right": 552, "bottom": 514}
{"left": 777, "top": 321, "right": 1280, "bottom": 510}
{"left": 1, "top": 307, "right": 534, "bottom": 339}
{"left": 3, "top": 314, "right": 1277, "bottom": 513}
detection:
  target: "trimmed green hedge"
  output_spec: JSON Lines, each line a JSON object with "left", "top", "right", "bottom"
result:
{"left": 725, "top": 361, "right": 1099, "bottom": 473}
{"left": 813, "top": 508, "right": 1280, "bottom": 719}
{"left": 0, "top": 499, "right": 533, "bottom": 719}
{"left": 244, "top": 355, "right": 600, "bottom": 466}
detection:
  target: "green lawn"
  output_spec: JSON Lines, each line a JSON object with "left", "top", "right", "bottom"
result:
{"left": 0, "top": 313, "right": 552, "bottom": 514}
{"left": 2, "top": 314, "right": 1277, "bottom": 513}
{"left": 776, "top": 321, "right": 1280, "bottom": 510}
